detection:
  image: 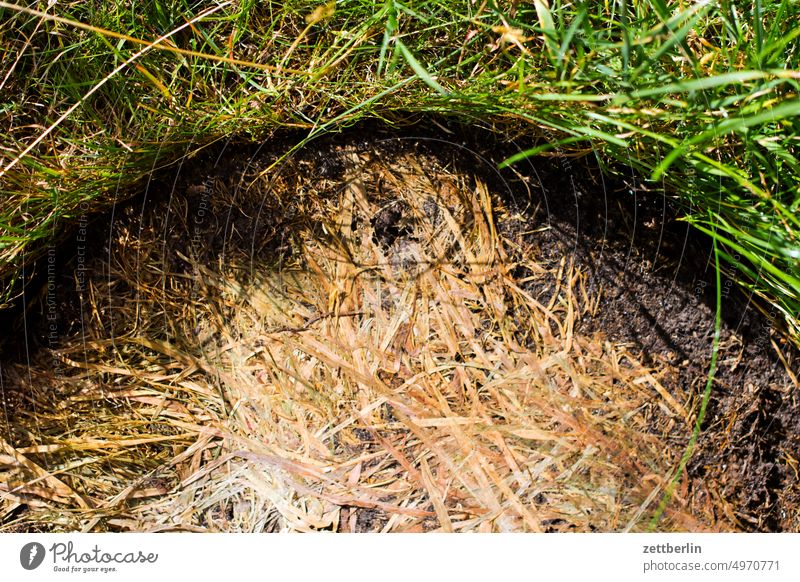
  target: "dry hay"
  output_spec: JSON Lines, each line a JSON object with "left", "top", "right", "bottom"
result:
{"left": 0, "top": 146, "right": 716, "bottom": 532}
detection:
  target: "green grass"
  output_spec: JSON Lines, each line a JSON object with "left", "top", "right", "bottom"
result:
{"left": 1, "top": 0, "right": 799, "bottom": 342}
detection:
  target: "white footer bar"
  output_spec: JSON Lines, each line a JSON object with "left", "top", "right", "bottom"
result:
{"left": 2, "top": 533, "right": 798, "bottom": 581}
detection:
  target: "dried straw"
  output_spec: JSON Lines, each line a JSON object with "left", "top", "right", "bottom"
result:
{"left": 1, "top": 147, "right": 717, "bottom": 532}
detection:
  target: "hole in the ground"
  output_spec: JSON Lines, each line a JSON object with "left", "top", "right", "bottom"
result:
{"left": 0, "top": 121, "right": 797, "bottom": 532}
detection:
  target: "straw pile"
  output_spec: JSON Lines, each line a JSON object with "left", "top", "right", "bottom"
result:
{"left": 0, "top": 145, "right": 713, "bottom": 532}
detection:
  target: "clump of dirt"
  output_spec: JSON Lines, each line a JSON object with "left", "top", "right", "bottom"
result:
{"left": 0, "top": 122, "right": 797, "bottom": 532}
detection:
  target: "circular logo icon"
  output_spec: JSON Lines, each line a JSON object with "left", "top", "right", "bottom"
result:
{"left": 20, "top": 542, "right": 46, "bottom": 570}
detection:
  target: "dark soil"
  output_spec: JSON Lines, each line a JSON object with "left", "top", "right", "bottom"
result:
{"left": 2, "top": 120, "right": 798, "bottom": 531}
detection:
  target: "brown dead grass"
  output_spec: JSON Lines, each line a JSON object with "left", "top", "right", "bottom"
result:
{"left": 0, "top": 147, "right": 720, "bottom": 532}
